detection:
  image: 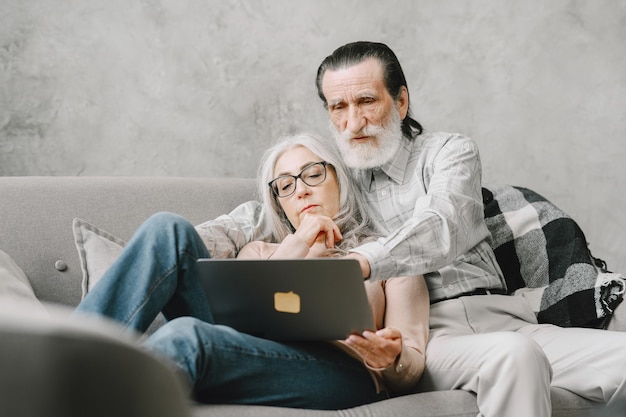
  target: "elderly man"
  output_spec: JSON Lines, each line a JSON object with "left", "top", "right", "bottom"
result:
{"left": 312, "top": 41, "right": 626, "bottom": 417}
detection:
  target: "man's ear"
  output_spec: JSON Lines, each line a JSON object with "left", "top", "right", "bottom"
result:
{"left": 396, "top": 86, "right": 409, "bottom": 119}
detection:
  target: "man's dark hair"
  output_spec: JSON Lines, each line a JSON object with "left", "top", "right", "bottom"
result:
{"left": 316, "top": 41, "right": 423, "bottom": 139}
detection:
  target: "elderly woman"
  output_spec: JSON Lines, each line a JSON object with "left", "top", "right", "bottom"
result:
{"left": 75, "top": 132, "right": 429, "bottom": 410}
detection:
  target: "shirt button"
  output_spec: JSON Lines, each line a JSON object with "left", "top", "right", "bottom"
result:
{"left": 448, "top": 285, "right": 454, "bottom": 290}
{"left": 381, "top": 190, "right": 387, "bottom": 196}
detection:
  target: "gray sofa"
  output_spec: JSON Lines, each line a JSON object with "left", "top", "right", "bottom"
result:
{"left": 0, "top": 176, "right": 608, "bottom": 416}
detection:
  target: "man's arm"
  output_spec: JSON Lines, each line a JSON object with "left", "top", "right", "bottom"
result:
{"left": 350, "top": 134, "right": 490, "bottom": 281}
{"left": 194, "top": 200, "right": 274, "bottom": 258}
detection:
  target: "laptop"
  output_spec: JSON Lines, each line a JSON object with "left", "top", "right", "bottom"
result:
{"left": 195, "top": 258, "right": 374, "bottom": 341}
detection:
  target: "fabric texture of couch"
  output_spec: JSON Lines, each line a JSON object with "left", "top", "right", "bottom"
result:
{"left": 1, "top": 176, "right": 616, "bottom": 417}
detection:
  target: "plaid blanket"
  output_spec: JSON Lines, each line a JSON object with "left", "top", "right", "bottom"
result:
{"left": 482, "top": 184, "right": 625, "bottom": 329}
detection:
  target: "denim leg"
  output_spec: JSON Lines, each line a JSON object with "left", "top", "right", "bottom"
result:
{"left": 144, "top": 317, "right": 386, "bottom": 410}
{"left": 74, "top": 212, "right": 213, "bottom": 332}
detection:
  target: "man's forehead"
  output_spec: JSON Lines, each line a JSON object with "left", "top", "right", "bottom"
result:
{"left": 321, "top": 58, "right": 386, "bottom": 101}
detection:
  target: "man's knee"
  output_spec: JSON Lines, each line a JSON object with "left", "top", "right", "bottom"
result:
{"left": 488, "top": 332, "right": 552, "bottom": 376}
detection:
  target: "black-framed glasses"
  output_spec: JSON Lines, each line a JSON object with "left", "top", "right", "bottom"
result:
{"left": 268, "top": 161, "right": 329, "bottom": 198}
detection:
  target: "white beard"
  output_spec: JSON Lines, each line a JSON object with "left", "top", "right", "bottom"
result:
{"left": 331, "top": 107, "right": 403, "bottom": 170}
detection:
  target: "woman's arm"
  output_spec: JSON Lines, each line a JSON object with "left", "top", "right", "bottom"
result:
{"left": 344, "top": 275, "right": 429, "bottom": 394}
{"left": 237, "top": 214, "right": 342, "bottom": 260}
{"left": 236, "top": 235, "right": 310, "bottom": 259}
{"left": 379, "top": 275, "right": 429, "bottom": 393}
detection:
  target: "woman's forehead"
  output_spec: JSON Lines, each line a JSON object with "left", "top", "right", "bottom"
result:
{"left": 274, "top": 146, "right": 321, "bottom": 175}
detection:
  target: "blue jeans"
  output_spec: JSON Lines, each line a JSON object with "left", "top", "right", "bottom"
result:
{"left": 75, "top": 212, "right": 386, "bottom": 409}
{"left": 75, "top": 212, "right": 214, "bottom": 331}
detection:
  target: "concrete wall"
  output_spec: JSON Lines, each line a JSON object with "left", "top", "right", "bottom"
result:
{"left": 1, "top": 0, "right": 625, "bottom": 273}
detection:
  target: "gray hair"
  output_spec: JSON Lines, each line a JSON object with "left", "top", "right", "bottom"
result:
{"left": 257, "top": 132, "right": 377, "bottom": 255}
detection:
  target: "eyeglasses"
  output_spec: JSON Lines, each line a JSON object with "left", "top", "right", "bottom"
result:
{"left": 268, "top": 161, "right": 329, "bottom": 198}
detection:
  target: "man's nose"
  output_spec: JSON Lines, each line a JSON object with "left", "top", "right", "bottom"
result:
{"left": 346, "top": 105, "right": 366, "bottom": 133}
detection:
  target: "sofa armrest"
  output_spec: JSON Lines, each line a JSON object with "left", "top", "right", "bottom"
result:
{"left": 0, "top": 305, "right": 190, "bottom": 417}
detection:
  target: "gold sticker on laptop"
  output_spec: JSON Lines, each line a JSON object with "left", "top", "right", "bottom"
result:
{"left": 274, "top": 291, "right": 301, "bottom": 314}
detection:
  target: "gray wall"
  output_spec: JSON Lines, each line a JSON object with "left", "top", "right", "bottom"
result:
{"left": 2, "top": 0, "right": 625, "bottom": 273}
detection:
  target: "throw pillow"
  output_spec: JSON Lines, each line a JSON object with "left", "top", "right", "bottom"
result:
{"left": 72, "top": 218, "right": 125, "bottom": 299}
{"left": 72, "top": 218, "right": 165, "bottom": 333}
{"left": 0, "top": 249, "right": 47, "bottom": 312}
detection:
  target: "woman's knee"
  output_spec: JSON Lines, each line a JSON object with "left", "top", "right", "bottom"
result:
{"left": 144, "top": 212, "right": 194, "bottom": 233}
{"left": 136, "top": 212, "right": 199, "bottom": 245}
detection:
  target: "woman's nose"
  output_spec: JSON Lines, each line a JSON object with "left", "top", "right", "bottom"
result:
{"left": 294, "top": 178, "right": 311, "bottom": 197}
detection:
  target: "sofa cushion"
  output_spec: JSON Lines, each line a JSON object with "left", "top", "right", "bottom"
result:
{"left": 0, "top": 250, "right": 46, "bottom": 312}
{"left": 73, "top": 218, "right": 125, "bottom": 298}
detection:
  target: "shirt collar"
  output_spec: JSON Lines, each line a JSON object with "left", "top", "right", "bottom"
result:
{"left": 378, "top": 136, "right": 413, "bottom": 184}
{"left": 351, "top": 136, "right": 414, "bottom": 190}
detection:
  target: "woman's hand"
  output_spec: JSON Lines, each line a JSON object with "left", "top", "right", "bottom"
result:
{"left": 293, "top": 213, "right": 342, "bottom": 249}
{"left": 344, "top": 327, "right": 402, "bottom": 370}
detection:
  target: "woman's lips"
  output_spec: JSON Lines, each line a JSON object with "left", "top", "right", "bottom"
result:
{"left": 301, "top": 204, "right": 318, "bottom": 213}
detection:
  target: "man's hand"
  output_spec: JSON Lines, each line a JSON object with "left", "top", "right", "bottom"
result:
{"left": 344, "top": 327, "right": 402, "bottom": 369}
{"left": 344, "top": 252, "right": 371, "bottom": 279}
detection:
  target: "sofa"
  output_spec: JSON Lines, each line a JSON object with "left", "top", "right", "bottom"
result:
{"left": 0, "top": 175, "right": 616, "bottom": 417}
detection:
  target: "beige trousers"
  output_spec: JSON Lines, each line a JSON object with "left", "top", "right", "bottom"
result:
{"left": 416, "top": 294, "right": 626, "bottom": 417}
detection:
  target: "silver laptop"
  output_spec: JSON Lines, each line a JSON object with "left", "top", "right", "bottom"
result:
{"left": 195, "top": 258, "right": 374, "bottom": 341}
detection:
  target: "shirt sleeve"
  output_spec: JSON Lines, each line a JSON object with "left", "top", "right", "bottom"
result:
{"left": 352, "top": 134, "right": 490, "bottom": 280}
{"left": 194, "top": 200, "right": 275, "bottom": 259}
{"left": 378, "top": 275, "right": 428, "bottom": 394}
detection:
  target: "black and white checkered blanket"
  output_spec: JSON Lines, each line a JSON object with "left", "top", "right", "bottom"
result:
{"left": 483, "top": 184, "right": 624, "bottom": 329}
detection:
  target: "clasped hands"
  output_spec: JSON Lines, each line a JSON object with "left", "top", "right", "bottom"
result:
{"left": 293, "top": 213, "right": 342, "bottom": 249}
{"left": 294, "top": 213, "right": 371, "bottom": 278}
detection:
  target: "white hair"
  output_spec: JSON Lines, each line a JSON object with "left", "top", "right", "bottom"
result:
{"left": 257, "top": 132, "right": 377, "bottom": 255}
